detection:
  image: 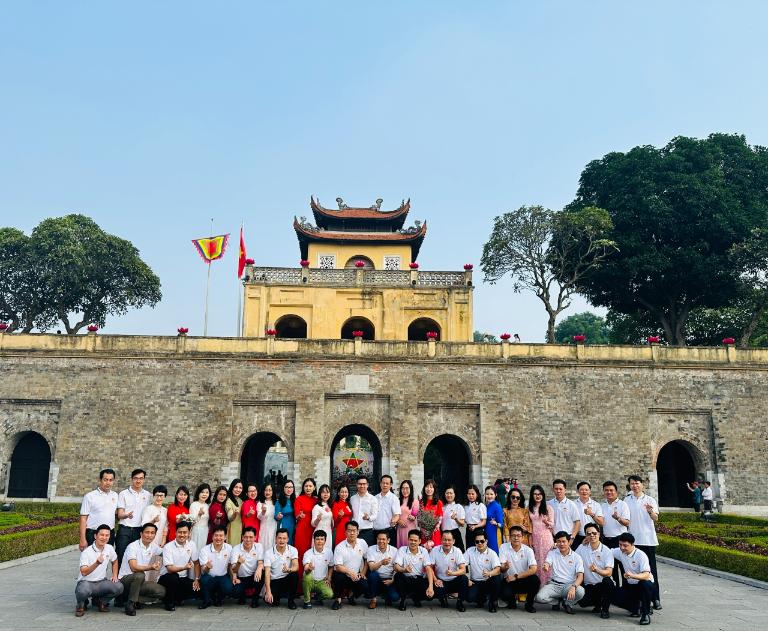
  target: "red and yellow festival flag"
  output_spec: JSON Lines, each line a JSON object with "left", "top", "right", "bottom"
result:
{"left": 192, "top": 234, "right": 230, "bottom": 264}
{"left": 237, "top": 227, "right": 247, "bottom": 277}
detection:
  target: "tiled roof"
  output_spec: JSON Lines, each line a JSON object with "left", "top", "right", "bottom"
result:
{"left": 310, "top": 196, "right": 411, "bottom": 222}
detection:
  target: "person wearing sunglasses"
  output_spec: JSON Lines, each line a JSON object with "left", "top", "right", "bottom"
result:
{"left": 465, "top": 533, "right": 501, "bottom": 612}
{"left": 503, "top": 490, "right": 532, "bottom": 546}
{"left": 575, "top": 523, "right": 614, "bottom": 618}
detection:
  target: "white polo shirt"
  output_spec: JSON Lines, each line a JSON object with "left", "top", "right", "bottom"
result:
{"left": 395, "top": 545, "right": 433, "bottom": 578}
{"left": 263, "top": 544, "right": 298, "bottom": 580}
{"left": 117, "top": 487, "right": 152, "bottom": 528}
{"left": 373, "top": 491, "right": 400, "bottom": 530}
{"left": 231, "top": 542, "right": 264, "bottom": 577}
{"left": 702, "top": 487, "right": 713, "bottom": 501}
{"left": 601, "top": 499, "right": 630, "bottom": 538}
{"left": 80, "top": 487, "right": 119, "bottom": 530}
{"left": 547, "top": 497, "right": 580, "bottom": 535}
{"left": 333, "top": 538, "right": 368, "bottom": 572}
{"left": 429, "top": 545, "right": 466, "bottom": 581}
{"left": 118, "top": 539, "right": 162, "bottom": 579}
{"left": 366, "top": 544, "right": 398, "bottom": 579}
{"left": 350, "top": 493, "right": 378, "bottom": 530}
{"left": 626, "top": 493, "right": 659, "bottom": 546}
{"left": 612, "top": 547, "right": 654, "bottom": 584}
{"left": 498, "top": 542, "right": 536, "bottom": 578}
{"left": 576, "top": 542, "right": 614, "bottom": 585}
{"left": 77, "top": 543, "right": 117, "bottom": 582}
{"left": 574, "top": 498, "right": 603, "bottom": 536}
{"left": 303, "top": 546, "right": 334, "bottom": 581}
{"left": 441, "top": 503, "right": 466, "bottom": 530}
{"left": 465, "top": 546, "right": 500, "bottom": 582}
{"left": 160, "top": 539, "right": 199, "bottom": 578}
{"left": 544, "top": 548, "right": 584, "bottom": 584}
{"left": 465, "top": 502, "right": 487, "bottom": 525}
{"left": 199, "top": 543, "right": 233, "bottom": 577}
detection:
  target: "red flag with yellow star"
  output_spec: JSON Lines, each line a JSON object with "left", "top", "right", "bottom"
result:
{"left": 237, "top": 227, "right": 247, "bottom": 277}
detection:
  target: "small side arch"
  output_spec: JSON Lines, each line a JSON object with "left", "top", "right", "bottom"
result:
{"left": 275, "top": 314, "right": 308, "bottom": 339}
{"left": 408, "top": 318, "right": 442, "bottom": 341}
{"left": 341, "top": 316, "right": 375, "bottom": 340}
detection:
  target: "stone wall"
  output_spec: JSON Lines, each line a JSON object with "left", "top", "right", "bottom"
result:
{"left": 1, "top": 334, "right": 766, "bottom": 512}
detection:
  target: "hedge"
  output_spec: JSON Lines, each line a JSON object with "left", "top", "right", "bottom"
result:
{"left": 11, "top": 502, "right": 80, "bottom": 518}
{"left": 0, "top": 522, "right": 78, "bottom": 563}
{"left": 660, "top": 512, "right": 768, "bottom": 528}
{"left": 658, "top": 534, "right": 768, "bottom": 582}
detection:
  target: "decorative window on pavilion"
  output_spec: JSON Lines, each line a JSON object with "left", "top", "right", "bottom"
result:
{"left": 318, "top": 255, "right": 336, "bottom": 269}
{"left": 383, "top": 255, "right": 401, "bottom": 270}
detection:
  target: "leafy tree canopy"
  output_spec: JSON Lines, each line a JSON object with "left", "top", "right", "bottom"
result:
{"left": 473, "top": 330, "right": 499, "bottom": 343}
{"left": 554, "top": 311, "right": 611, "bottom": 344}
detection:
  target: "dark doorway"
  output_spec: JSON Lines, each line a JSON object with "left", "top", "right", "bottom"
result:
{"left": 657, "top": 441, "right": 696, "bottom": 507}
{"left": 241, "top": 432, "right": 289, "bottom": 489}
{"left": 423, "top": 435, "right": 470, "bottom": 503}
{"left": 330, "top": 424, "right": 382, "bottom": 494}
{"left": 341, "top": 317, "right": 375, "bottom": 340}
{"left": 408, "top": 318, "right": 441, "bottom": 341}
{"left": 8, "top": 432, "right": 51, "bottom": 498}
{"left": 275, "top": 315, "right": 307, "bottom": 339}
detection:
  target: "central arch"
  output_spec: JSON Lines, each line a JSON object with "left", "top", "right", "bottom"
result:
{"left": 423, "top": 434, "right": 470, "bottom": 503}
{"left": 8, "top": 432, "right": 51, "bottom": 498}
{"left": 656, "top": 440, "right": 697, "bottom": 507}
{"left": 275, "top": 314, "right": 307, "bottom": 339}
{"left": 344, "top": 255, "right": 375, "bottom": 269}
{"left": 240, "top": 432, "right": 290, "bottom": 488}
{"left": 408, "top": 318, "right": 441, "bottom": 341}
{"left": 341, "top": 317, "right": 375, "bottom": 340}
{"left": 330, "top": 424, "right": 382, "bottom": 494}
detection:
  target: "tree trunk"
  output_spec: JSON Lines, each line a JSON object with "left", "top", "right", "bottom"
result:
{"left": 546, "top": 312, "right": 557, "bottom": 343}
{"left": 739, "top": 296, "right": 768, "bottom": 347}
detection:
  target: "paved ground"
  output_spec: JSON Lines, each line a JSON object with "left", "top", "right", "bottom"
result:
{"left": 1, "top": 550, "right": 767, "bottom": 630}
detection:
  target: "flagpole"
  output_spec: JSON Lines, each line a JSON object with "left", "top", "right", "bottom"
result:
{"left": 236, "top": 220, "right": 243, "bottom": 337}
{"left": 204, "top": 218, "right": 213, "bottom": 337}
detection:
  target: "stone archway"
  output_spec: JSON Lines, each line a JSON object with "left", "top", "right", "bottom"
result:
{"left": 275, "top": 314, "right": 308, "bottom": 339}
{"left": 240, "top": 432, "right": 289, "bottom": 489}
{"left": 344, "top": 255, "right": 375, "bottom": 269}
{"left": 330, "top": 424, "right": 382, "bottom": 494}
{"left": 656, "top": 440, "right": 700, "bottom": 507}
{"left": 408, "top": 318, "right": 442, "bottom": 341}
{"left": 341, "top": 317, "right": 375, "bottom": 340}
{"left": 423, "top": 434, "right": 471, "bottom": 503}
{"left": 8, "top": 432, "right": 51, "bottom": 498}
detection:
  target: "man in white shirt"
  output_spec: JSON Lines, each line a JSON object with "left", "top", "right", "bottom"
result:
{"left": 498, "top": 525, "right": 538, "bottom": 613}
{"left": 198, "top": 525, "right": 234, "bottom": 608}
{"left": 350, "top": 476, "right": 378, "bottom": 545}
{"left": 117, "top": 522, "right": 165, "bottom": 616}
{"left": 535, "top": 531, "right": 585, "bottom": 614}
{"left": 79, "top": 468, "right": 118, "bottom": 550}
{"left": 573, "top": 481, "right": 604, "bottom": 549}
{"left": 429, "top": 530, "right": 468, "bottom": 612}
{"left": 231, "top": 526, "right": 265, "bottom": 608}
{"left": 74, "top": 524, "right": 123, "bottom": 617}
{"left": 332, "top": 520, "right": 369, "bottom": 609}
{"left": 702, "top": 481, "right": 714, "bottom": 512}
{"left": 576, "top": 523, "right": 614, "bottom": 618}
{"left": 302, "top": 530, "right": 333, "bottom": 608}
{"left": 465, "top": 532, "right": 501, "bottom": 613}
{"left": 626, "top": 475, "right": 661, "bottom": 610}
{"left": 158, "top": 521, "right": 200, "bottom": 611}
{"left": 373, "top": 474, "right": 400, "bottom": 544}
{"left": 263, "top": 528, "right": 299, "bottom": 609}
{"left": 366, "top": 530, "right": 399, "bottom": 608}
{"left": 547, "top": 479, "right": 581, "bottom": 548}
{"left": 394, "top": 529, "right": 434, "bottom": 610}
{"left": 115, "top": 468, "right": 152, "bottom": 565}
{"left": 611, "top": 532, "right": 654, "bottom": 625}
{"left": 601, "top": 480, "right": 631, "bottom": 584}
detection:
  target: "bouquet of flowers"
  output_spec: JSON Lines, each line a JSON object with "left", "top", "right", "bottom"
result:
{"left": 416, "top": 508, "right": 439, "bottom": 548}
{"left": 176, "top": 513, "right": 196, "bottom": 528}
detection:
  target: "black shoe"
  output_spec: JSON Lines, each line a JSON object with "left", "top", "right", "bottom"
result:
{"left": 198, "top": 600, "right": 211, "bottom": 610}
{"left": 592, "top": 606, "right": 602, "bottom": 613}
{"left": 238, "top": 596, "right": 245, "bottom": 605}
{"left": 272, "top": 600, "right": 280, "bottom": 608}
{"left": 440, "top": 597, "right": 448, "bottom": 608}
{"left": 164, "top": 604, "right": 175, "bottom": 612}
{"left": 348, "top": 597, "right": 356, "bottom": 606}
{"left": 562, "top": 603, "right": 575, "bottom": 614}
{"left": 398, "top": 599, "right": 406, "bottom": 611}
{"left": 250, "top": 598, "right": 260, "bottom": 608}
{"left": 213, "top": 597, "right": 223, "bottom": 607}
{"left": 630, "top": 611, "right": 640, "bottom": 617}
{"left": 457, "top": 600, "right": 466, "bottom": 612}
{"left": 303, "top": 602, "right": 312, "bottom": 609}
{"left": 124, "top": 601, "right": 136, "bottom": 616}
{"left": 652, "top": 600, "right": 662, "bottom": 610}
{"left": 288, "top": 600, "right": 297, "bottom": 610}
{"left": 489, "top": 601, "right": 497, "bottom": 613}
{"left": 525, "top": 603, "right": 536, "bottom": 613}
{"left": 640, "top": 613, "right": 651, "bottom": 625}
{"left": 507, "top": 599, "right": 517, "bottom": 609}
{"left": 552, "top": 604, "right": 561, "bottom": 611}
{"left": 601, "top": 611, "right": 610, "bottom": 619}
{"left": 133, "top": 602, "right": 143, "bottom": 610}
{"left": 332, "top": 600, "right": 341, "bottom": 611}
{"left": 413, "top": 599, "right": 422, "bottom": 608}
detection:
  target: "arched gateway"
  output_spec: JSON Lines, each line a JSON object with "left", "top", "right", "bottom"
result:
{"left": 330, "top": 424, "right": 382, "bottom": 494}
{"left": 8, "top": 432, "right": 51, "bottom": 498}
{"left": 423, "top": 434, "right": 471, "bottom": 503}
{"left": 656, "top": 440, "right": 699, "bottom": 507}
{"left": 240, "top": 432, "right": 289, "bottom": 488}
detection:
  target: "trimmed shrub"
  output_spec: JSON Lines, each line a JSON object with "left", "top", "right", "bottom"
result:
{"left": 658, "top": 534, "right": 768, "bottom": 582}
{"left": 0, "top": 522, "right": 78, "bottom": 563}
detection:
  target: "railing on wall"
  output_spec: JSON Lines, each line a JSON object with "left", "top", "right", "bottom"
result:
{"left": 243, "top": 266, "right": 470, "bottom": 288}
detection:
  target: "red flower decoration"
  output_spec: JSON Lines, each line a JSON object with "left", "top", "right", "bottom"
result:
{"left": 0, "top": 322, "right": 8, "bottom": 331}
{"left": 500, "top": 333, "right": 511, "bottom": 340}
{"left": 572, "top": 334, "right": 586, "bottom": 342}
{"left": 266, "top": 329, "right": 277, "bottom": 336}
{"left": 426, "top": 331, "right": 439, "bottom": 340}
{"left": 647, "top": 336, "right": 660, "bottom": 344}
{"left": 244, "top": 258, "right": 255, "bottom": 265}
{"left": 352, "top": 330, "right": 364, "bottom": 338}
{"left": 463, "top": 263, "right": 474, "bottom": 271}
{"left": 722, "top": 337, "right": 735, "bottom": 345}
{"left": 354, "top": 260, "right": 366, "bottom": 268}
{"left": 177, "top": 327, "right": 189, "bottom": 334}
{"left": 87, "top": 325, "right": 99, "bottom": 332}
{"left": 409, "top": 262, "right": 419, "bottom": 269}
{"left": 300, "top": 259, "right": 310, "bottom": 268}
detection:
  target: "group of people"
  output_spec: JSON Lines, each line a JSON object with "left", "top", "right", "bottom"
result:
{"left": 76, "top": 468, "right": 662, "bottom": 625}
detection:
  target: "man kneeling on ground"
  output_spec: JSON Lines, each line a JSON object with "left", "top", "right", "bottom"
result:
{"left": 75, "top": 523, "right": 124, "bottom": 617}
{"left": 118, "top": 522, "right": 165, "bottom": 615}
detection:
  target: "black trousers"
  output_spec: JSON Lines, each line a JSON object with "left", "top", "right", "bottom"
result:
{"left": 434, "top": 574, "right": 468, "bottom": 601}
{"left": 358, "top": 529, "right": 376, "bottom": 546}
{"left": 394, "top": 574, "right": 429, "bottom": 603}
{"left": 612, "top": 580, "right": 653, "bottom": 615}
{"left": 578, "top": 577, "right": 615, "bottom": 612}
{"left": 158, "top": 573, "right": 197, "bottom": 605}
{"left": 635, "top": 545, "right": 660, "bottom": 601}
{"left": 268, "top": 572, "right": 299, "bottom": 603}
{"left": 331, "top": 571, "right": 369, "bottom": 599}
{"left": 467, "top": 575, "right": 501, "bottom": 605}
{"left": 443, "top": 528, "right": 465, "bottom": 552}
{"left": 602, "top": 536, "right": 623, "bottom": 586}
{"left": 232, "top": 575, "right": 264, "bottom": 602}
{"left": 500, "top": 574, "right": 540, "bottom": 605}
{"left": 572, "top": 534, "right": 585, "bottom": 550}
{"left": 115, "top": 526, "right": 141, "bottom": 564}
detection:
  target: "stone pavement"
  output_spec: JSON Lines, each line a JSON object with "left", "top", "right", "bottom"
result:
{"left": 1, "top": 551, "right": 767, "bottom": 630}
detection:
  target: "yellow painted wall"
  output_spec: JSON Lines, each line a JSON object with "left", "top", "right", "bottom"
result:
{"left": 308, "top": 243, "right": 413, "bottom": 269}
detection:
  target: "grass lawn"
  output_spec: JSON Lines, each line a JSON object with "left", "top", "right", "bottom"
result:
{"left": 0, "top": 502, "right": 80, "bottom": 562}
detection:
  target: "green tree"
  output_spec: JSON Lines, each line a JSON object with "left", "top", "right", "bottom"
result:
{"left": 473, "top": 330, "right": 499, "bottom": 343}
{"left": 481, "top": 205, "right": 616, "bottom": 343}
{"left": 567, "top": 133, "right": 768, "bottom": 345}
{"left": 1, "top": 215, "right": 162, "bottom": 334}
{"left": 554, "top": 311, "right": 610, "bottom": 344}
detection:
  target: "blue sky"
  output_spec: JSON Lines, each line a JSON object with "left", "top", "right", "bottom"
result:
{"left": 2, "top": 1, "right": 767, "bottom": 341}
